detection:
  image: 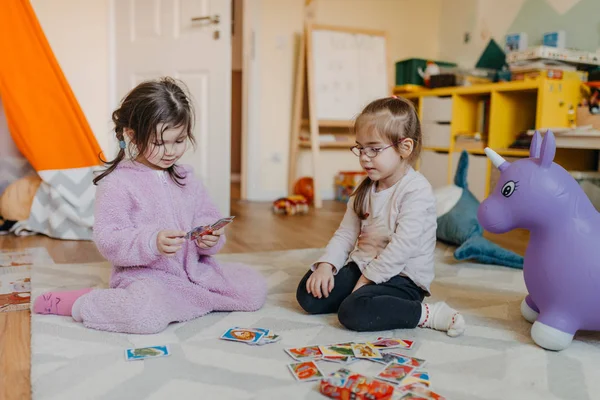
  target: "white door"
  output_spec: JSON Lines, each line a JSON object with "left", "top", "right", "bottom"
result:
{"left": 113, "top": 0, "right": 231, "bottom": 215}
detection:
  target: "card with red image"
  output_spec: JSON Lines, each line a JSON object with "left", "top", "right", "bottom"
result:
{"left": 372, "top": 337, "right": 414, "bottom": 350}
{"left": 287, "top": 360, "right": 324, "bottom": 381}
{"left": 375, "top": 363, "right": 416, "bottom": 385}
{"left": 186, "top": 216, "right": 235, "bottom": 240}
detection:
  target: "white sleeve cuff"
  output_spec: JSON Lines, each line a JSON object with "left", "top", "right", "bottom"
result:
{"left": 148, "top": 231, "right": 161, "bottom": 256}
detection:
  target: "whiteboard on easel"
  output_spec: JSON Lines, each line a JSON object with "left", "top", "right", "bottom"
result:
{"left": 309, "top": 26, "right": 388, "bottom": 121}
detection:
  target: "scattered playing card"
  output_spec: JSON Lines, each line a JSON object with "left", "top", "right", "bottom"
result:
{"left": 288, "top": 360, "right": 324, "bottom": 382}
{"left": 230, "top": 327, "right": 281, "bottom": 346}
{"left": 397, "top": 384, "right": 446, "bottom": 400}
{"left": 399, "top": 371, "right": 430, "bottom": 388}
{"left": 125, "top": 345, "right": 170, "bottom": 361}
{"left": 285, "top": 346, "right": 323, "bottom": 361}
{"left": 319, "top": 343, "right": 355, "bottom": 358}
{"left": 383, "top": 353, "right": 427, "bottom": 368}
{"left": 376, "top": 362, "right": 416, "bottom": 385}
{"left": 372, "top": 352, "right": 412, "bottom": 365}
{"left": 373, "top": 338, "right": 414, "bottom": 350}
{"left": 321, "top": 356, "right": 358, "bottom": 365}
{"left": 220, "top": 327, "right": 265, "bottom": 344}
{"left": 351, "top": 342, "right": 382, "bottom": 359}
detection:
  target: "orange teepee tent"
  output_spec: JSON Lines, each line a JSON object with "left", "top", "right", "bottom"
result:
{"left": 0, "top": 0, "right": 104, "bottom": 240}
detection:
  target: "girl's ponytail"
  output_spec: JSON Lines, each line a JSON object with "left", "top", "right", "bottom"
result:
{"left": 92, "top": 119, "right": 127, "bottom": 185}
{"left": 351, "top": 176, "right": 373, "bottom": 219}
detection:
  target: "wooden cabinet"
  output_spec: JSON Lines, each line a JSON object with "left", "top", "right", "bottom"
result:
{"left": 403, "top": 74, "right": 598, "bottom": 198}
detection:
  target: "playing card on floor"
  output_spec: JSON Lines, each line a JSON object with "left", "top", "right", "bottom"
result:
{"left": 372, "top": 338, "right": 414, "bottom": 350}
{"left": 351, "top": 342, "right": 382, "bottom": 359}
{"left": 285, "top": 345, "right": 323, "bottom": 361}
{"left": 288, "top": 360, "right": 324, "bottom": 382}
{"left": 220, "top": 327, "right": 265, "bottom": 344}
{"left": 376, "top": 363, "right": 416, "bottom": 385}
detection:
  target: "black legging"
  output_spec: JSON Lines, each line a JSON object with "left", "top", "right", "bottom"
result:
{"left": 296, "top": 262, "right": 425, "bottom": 332}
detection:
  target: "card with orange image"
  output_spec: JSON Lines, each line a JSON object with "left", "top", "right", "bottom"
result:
{"left": 288, "top": 360, "right": 324, "bottom": 382}
{"left": 220, "top": 327, "right": 265, "bottom": 344}
{"left": 285, "top": 345, "right": 323, "bottom": 361}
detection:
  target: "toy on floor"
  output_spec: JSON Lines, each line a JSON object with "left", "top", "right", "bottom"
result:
{"left": 434, "top": 150, "right": 524, "bottom": 268}
{"left": 272, "top": 195, "right": 309, "bottom": 215}
{"left": 478, "top": 130, "right": 600, "bottom": 351}
{"left": 293, "top": 177, "right": 314, "bottom": 204}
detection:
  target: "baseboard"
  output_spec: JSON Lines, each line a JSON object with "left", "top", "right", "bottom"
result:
{"left": 231, "top": 173, "right": 241, "bottom": 183}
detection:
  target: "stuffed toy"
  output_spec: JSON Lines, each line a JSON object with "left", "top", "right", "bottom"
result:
{"left": 434, "top": 150, "right": 524, "bottom": 268}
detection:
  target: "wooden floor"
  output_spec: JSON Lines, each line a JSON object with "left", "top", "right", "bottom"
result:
{"left": 0, "top": 196, "right": 528, "bottom": 400}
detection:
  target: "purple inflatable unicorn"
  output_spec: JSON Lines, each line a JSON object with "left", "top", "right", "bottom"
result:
{"left": 477, "top": 130, "right": 600, "bottom": 351}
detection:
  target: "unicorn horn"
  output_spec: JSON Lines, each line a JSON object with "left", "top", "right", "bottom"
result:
{"left": 484, "top": 147, "right": 509, "bottom": 171}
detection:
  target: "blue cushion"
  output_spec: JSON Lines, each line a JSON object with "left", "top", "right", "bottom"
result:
{"left": 434, "top": 151, "right": 524, "bottom": 269}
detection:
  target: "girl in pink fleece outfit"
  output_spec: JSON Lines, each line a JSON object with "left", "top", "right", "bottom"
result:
{"left": 33, "top": 77, "right": 267, "bottom": 334}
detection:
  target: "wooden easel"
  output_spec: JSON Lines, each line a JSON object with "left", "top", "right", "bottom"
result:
{"left": 288, "top": 23, "right": 390, "bottom": 209}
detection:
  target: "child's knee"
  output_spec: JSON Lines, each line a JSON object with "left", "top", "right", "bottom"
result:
{"left": 338, "top": 298, "right": 369, "bottom": 332}
{"left": 295, "top": 284, "right": 322, "bottom": 315}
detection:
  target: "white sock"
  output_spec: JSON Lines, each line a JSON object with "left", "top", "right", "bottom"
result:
{"left": 418, "top": 302, "right": 465, "bottom": 337}
{"left": 71, "top": 296, "right": 84, "bottom": 322}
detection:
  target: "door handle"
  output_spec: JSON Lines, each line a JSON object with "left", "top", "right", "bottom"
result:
{"left": 191, "top": 14, "right": 220, "bottom": 24}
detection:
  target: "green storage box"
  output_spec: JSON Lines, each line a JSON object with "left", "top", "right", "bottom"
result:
{"left": 395, "top": 58, "right": 457, "bottom": 86}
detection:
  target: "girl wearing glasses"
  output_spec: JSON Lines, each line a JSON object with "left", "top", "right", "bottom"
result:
{"left": 296, "top": 96, "right": 465, "bottom": 337}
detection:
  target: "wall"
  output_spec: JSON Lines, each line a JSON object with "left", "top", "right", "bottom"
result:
{"left": 438, "top": 0, "right": 600, "bottom": 68}
{"left": 30, "top": 0, "right": 111, "bottom": 157}
{"left": 252, "top": 0, "right": 442, "bottom": 201}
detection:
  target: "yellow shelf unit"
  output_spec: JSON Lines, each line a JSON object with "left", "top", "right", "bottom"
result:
{"left": 397, "top": 76, "right": 598, "bottom": 201}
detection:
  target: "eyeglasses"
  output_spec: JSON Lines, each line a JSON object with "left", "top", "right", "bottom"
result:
{"left": 350, "top": 140, "right": 404, "bottom": 158}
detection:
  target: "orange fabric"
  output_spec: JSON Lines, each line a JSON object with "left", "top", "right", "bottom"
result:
{"left": 0, "top": 0, "right": 103, "bottom": 171}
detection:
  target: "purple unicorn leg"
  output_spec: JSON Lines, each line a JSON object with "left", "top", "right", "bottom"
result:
{"left": 531, "top": 312, "right": 575, "bottom": 351}
{"left": 520, "top": 295, "right": 539, "bottom": 323}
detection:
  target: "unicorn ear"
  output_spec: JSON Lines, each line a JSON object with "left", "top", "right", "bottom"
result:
{"left": 540, "top": 130, "right": 556, "bottom": 168}
{"left": 530, "top": 131, "right": 542, "bottom": 158}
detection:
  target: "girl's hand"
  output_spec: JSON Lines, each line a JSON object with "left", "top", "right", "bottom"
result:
{"left": 196, "top": 228, "right": 224, "bottom": 249}
{"left": 352, "top": 274, "right": 372, "bottom": 293}
{"left": 157, "top": 229, "right": 186, "bottom": 256}
{"left": 307, "top": 263, "right": 335, "bottom": 298}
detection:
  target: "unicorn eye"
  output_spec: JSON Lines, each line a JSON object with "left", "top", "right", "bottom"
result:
{"left": 501, "top": 181, "right": 517, "bottom": 197}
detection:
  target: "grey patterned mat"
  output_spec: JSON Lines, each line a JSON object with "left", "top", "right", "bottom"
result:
{"left": 30, "top": 245, "right": 600, "bottom": 400}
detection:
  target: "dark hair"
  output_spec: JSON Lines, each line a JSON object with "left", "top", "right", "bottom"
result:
{"left": 93, "top": 77, "right": 195, "bottom": 186}
{"left": 351, "top": 96, "right": 422, "bottom": 219}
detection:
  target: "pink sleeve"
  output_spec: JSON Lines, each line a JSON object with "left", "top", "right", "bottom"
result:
{"left": 191, "top": 178, "right": 226, "bottom": 255}
{"left": 92, "top": 177, "right": 163, "bottom": 266}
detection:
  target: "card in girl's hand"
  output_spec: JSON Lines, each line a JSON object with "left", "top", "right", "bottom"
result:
{"left": 372, "top": 338, "right": 414, "bottom": 350}
{"left": 288, "top": 360, "right": 324, "bottom": 382}
{"left": 284, "top": 345, "right": 323, "bottom": 361}
{"left": 186, "top": 216, "right": 235, "bottom": 240}
{"left": 351, "top": 342, "right": 382, "bottom": 359}
{"left": 220, "top": 327, "right": 265, "bottom": 344}
{"left": 376, "top": 362, "right": 416, "bottom": 385}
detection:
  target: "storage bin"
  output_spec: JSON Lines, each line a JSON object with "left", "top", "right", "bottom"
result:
{"left": 422, "top": 122, "right": 451, "bottom": 148}
{"left": 418, "top": 150, "right": 449, "bottom": 189}
{"left": 395, "top": 58, "right": 457, "bottom": 86}
{"left": 421, "top": 96, "right": 453, "bottom": 123}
